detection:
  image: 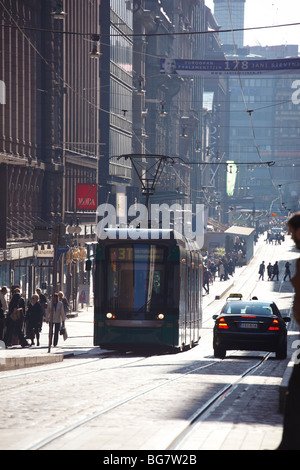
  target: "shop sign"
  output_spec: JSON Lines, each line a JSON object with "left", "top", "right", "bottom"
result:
{"left": 76, "top": 184, "right": 97, "bottom": 210}
{"left": 35, "top": 244, "right": 54, "bottom": 258}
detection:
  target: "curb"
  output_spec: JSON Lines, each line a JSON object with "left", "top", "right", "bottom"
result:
{"left": 279, "top": 360, "right": 293, "bottom": 413}
{"left": 0, "top": 353, "right": 63, "bottom": 371}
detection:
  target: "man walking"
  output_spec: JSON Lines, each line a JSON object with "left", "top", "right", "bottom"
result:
{"left": 258, "top": 261, "right": 265, "bottom": 280}
{"left": 271, "top": 261, "right": 279, "bottom": 281}
{"left": 284, "top": 261, "right": 292, "bottom": 281}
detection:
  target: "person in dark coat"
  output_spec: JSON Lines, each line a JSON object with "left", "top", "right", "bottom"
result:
{"left": 4, "top": 289, "right": 29, "bottom": 348}
{"left": 284, "top": 261, "right": 292, "bottom": 281}
{"left": 267, "top": 262, "right": 273, "bottom": 281}
{"left": 258, "top": 261, "right": 265, "bottom": 280}
{"left": 271, "top": 261, "right": 279, "bottom": 281}
{"left": 26, "top": 294, "right": 43, "bottom": 346}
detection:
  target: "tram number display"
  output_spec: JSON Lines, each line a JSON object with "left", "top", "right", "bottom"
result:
{"left": 110, "top": 246, "right": 164, "bottom": 262}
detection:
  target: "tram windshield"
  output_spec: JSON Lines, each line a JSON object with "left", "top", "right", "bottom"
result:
{"left": 106, "top": 244, "right": 166, "bottom": 314}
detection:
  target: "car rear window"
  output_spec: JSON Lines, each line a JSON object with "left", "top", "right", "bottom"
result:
{"left": 223, "top": 302, "right": 273, "bottom": 316}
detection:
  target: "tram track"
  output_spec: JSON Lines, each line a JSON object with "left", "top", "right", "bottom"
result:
{"left": 27, "top": 358, "right": 219, "bottom": 450}
{"left": 0, "top": 350, "right": 158, "bottom": 382}
{"left": 167, "top": 352, "right": 271, "bottom": 450}
{"left": 26, "top": 349, "right": 274, "bottom": 450}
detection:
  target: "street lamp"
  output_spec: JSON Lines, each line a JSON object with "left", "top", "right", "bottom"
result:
{"left": 51, "top": 1, "right": 67, "bottom": 20}
{"left": 89, "top": 35, "right": 101, "bottom": 59}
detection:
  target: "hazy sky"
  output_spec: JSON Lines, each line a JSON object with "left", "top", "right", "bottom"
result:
{"left": 204, "top": 0, "right": 300, "bottom": 47}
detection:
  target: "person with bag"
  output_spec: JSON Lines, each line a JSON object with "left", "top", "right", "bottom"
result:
{"left": 4, "top": 289, "right": 29, "bottom": 348}
{"left": 26, "top": 294, "right": 43, "bottom": 346}
{"left": 45, "top": 293, "right": 65, "bottom": 347}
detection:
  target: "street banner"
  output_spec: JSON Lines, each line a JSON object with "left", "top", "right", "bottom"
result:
{"left": 78, "top": 284, "right": 89, "bottom": 304}
{"left": 160, "top": 57, "right": 300, "bottom": 77}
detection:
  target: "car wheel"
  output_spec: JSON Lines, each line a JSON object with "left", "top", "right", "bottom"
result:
{"left": 275, "top": 338, "right": 287, "bottom": 360}
{"left": 214, "top": 346, "right": 226, "bottom": 359}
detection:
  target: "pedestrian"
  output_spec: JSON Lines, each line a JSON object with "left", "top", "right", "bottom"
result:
{"left": 45, "top": 293, "right": 65, "bottom": 347}
{"left": 0, "top": 286, "right": 8, "bottom": 313}
{"left": 219, "top": 261, "right": 225, "bottom": 281}
{"left": 58, "top": 291, "right": 70, "bottom": 314}
{"left": 258, "top": 261, "right": 265, "bottom": 280}
{"left": 26, "top": 294, "right": 43, "bottom": 346}
{"left": 36, "top": 288, "right": 47, "bottom": 319}
{"left": 267, "top": 262, "right": 273, "bottom": 281}
{"left": 284, "top": 261, "right": 292, "bottom": 281}
{"left": 4, "top": 288, "right": 29, "bottom": 348}
{"left": 203, "top": 267, "right": 210, "bottom": 294}
{"left": 271, "top": 261, "right": 279, "bottom": 281}
{"left": 0, "top": 287, "right": 8, "bottom": 341}
{"left": 277, "top": 212, "right": 300, "bottom": 450}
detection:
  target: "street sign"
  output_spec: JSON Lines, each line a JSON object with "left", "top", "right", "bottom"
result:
{"left": 58, "top": 246, "right": 69, "bottom": 255}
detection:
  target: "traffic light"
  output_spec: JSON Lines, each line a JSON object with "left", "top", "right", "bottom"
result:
{"left": 50, "top": 223, "right": 66, "bottom": 246}
{"left": 58, "top": 223, "right": 66, "bottom": 246}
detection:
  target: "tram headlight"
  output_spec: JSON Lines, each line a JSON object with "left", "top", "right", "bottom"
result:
{"left": 157, "top": 313, "right": 165, "bottom": 320}
{"left": 106, "top": 312, "right": 115, "bottom": 319}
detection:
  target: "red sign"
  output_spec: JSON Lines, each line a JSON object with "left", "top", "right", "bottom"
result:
{"left": 76, "top": 184, "right": 97, "bottom": 210}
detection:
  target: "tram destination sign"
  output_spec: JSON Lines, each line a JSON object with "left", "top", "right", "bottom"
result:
{"left": 160, "top": 57, "right": 300, "bottom": 77}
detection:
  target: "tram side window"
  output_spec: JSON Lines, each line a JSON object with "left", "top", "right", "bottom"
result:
{"left": 167, "top": 264, "right": 178, "bottom": 306}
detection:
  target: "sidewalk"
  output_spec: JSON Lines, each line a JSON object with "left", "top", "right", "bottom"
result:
{"left": 0, "top": 268, "right": 239, "bottom": 371}
{"left": 0, "top": 305, "right": 96, "bottom": 371}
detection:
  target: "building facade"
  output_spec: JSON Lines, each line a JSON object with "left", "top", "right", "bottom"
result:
{"left": 213, "top": 0, "right": 246, "bottom": 48}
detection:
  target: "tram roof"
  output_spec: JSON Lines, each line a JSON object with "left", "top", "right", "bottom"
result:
{"left": 101, "top": 228, "right": 201, "bottom": 251}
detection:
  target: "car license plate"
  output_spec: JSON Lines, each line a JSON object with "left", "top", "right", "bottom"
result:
{"left": 239, "top": 322, "right": 258, "bottom": 329}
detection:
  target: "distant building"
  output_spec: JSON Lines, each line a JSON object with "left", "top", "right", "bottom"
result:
{"left": 213, "top": 0, "right": 246, "bottom": 48}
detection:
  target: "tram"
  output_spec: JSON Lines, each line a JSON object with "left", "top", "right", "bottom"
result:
{"left": 93, "top": 228, "right": 203, "bottom": 352}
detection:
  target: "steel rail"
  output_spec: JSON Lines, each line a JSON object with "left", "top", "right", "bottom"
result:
{"left": 167, "top": 352, "right": 271, "bottom": 450}
{"left": 27, "top": 360, "right": 218, "bottom": 450}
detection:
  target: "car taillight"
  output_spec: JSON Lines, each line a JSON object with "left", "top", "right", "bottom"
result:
{"left": 268, "top": 318, "right": 280, "bottom": 331}
{"left": 218, "top": 317, "right": 229, "bottom": 329}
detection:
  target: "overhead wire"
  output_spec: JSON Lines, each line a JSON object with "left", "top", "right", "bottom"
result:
{"left": 225, "top": 0, "right": 283, "bottom": 199}
{"left": 2, "top": 17, "right": 300, "bottom": 39}
{"left": 1, "top": 1, "right": 299, "bottom": 191}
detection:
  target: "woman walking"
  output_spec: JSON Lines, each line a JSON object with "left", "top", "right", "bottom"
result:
{"left": 26, "top": 294, "right": 43, "bottom": 346}
{"left": 45, "top": 293, "right": 65, "bottom": 347}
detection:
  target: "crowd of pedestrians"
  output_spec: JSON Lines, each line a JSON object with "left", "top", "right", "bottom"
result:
{"left": 203, "top": 252, "right": 239, "bottom": 295}
{"left": 0, "top": 286, "right": 70, "bottom": 349}
{"left": 266, "top": 229, "right": 285, "bottom": 245}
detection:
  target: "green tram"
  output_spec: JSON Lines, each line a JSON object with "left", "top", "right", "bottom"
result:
{"left": 94, "top": 229, "right": 203, "bottom": 352}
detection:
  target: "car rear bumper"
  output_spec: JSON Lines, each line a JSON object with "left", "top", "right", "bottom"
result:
{"left": 214, "top": 331, "right": 284, "bottom": 352}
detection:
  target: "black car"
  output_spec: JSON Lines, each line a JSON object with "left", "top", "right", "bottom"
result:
{"left": 213, "top": 299, "right": 290, "bottom": 359}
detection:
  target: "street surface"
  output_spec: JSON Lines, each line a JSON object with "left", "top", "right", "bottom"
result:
{"left": 0, "top": 234, "right": 298, "bottom": 451}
